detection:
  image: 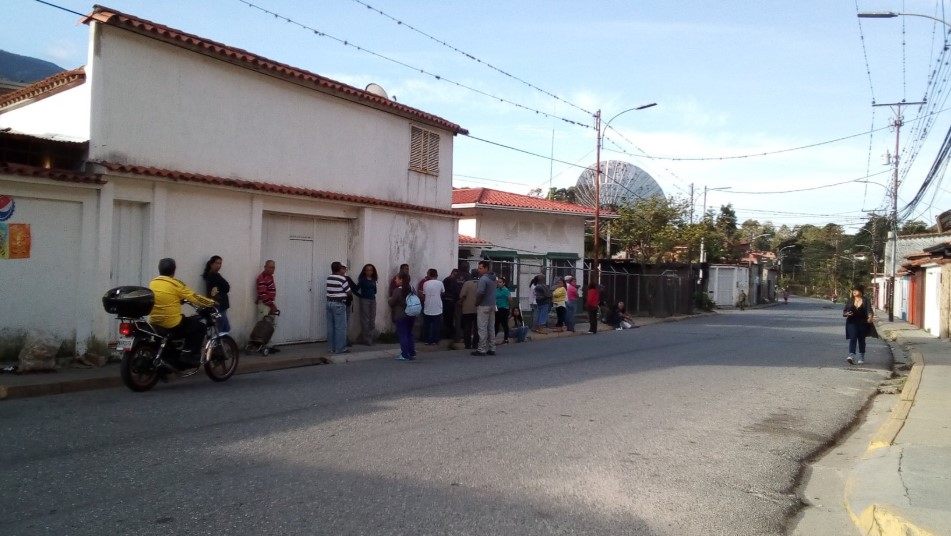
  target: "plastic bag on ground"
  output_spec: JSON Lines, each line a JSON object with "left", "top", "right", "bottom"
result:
{"left": 17, "top": 330, "right": 59, "bottom": 372}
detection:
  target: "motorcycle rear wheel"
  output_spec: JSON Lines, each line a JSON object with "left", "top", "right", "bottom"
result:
{"left": 121, "top": 343, "right": 160, "bottom": 392}
{"left": 205, "top": 335, "right": 239, "bottom": 382}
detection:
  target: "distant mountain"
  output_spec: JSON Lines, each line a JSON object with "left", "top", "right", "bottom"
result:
{"left": 0, "top": 50, "right": 65, "bottom": 84}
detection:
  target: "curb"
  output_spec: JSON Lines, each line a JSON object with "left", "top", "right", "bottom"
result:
{"left": 0, "top": 355, "right": 335, "bottom": 401}
{"left": 844, "top": 332, "right": 939, "bottom": 536}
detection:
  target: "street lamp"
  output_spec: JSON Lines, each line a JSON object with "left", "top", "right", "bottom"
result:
{"left": 593, "top": 102, "right": 657, "bottom": 282}
{"left": 778, "top": 245, "right": 797, "bottom": 281}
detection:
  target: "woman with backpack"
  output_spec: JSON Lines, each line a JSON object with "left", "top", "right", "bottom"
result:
{"left": 388, "top": 272, "right": 417, "bottom": 361}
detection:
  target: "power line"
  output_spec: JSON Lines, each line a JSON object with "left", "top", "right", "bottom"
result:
{"left": 461, "top": 133, "right": 589, "bottom": 169}
{"left": 31, "top": 0, "right": 84, "bottom": 16}
{"left": 602, "top": 107, "right": 951, "bottom": 163}
{"left": 725, "top": 170, "right": 893, "bottom": 195}
{"left": 235, "top": 0, "right": 591, "bottom": 128}
{"left": 347, "top": 0, "right": 593, "bottom": 117}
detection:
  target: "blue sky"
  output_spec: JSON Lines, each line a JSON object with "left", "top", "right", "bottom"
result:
{"left": 5, "top": 0, "right": 950, "bottom": 233}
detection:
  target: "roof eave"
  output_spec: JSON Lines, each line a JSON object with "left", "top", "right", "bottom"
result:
{"left": 83, "top": 7, "right": 467, "bottom": 136}
{"left": 452, "top": 203, "right": 615, "bottom": 218}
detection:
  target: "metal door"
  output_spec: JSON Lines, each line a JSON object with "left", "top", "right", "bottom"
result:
{"left": 109, "top": 201, "right": 148, "bottom": 339}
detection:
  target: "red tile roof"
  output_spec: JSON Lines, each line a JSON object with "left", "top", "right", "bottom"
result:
{"left": 451, "top": 187, "right": 612, "bottom": 216}
{"left": 82, "top": 6, "right": 466, "bottom": 135}
{"left": 0, "top": 162, "right": 104, "bottom": 185}
{"left": 95, "top": 161, "right": 462, "bottom": 217}
{"left": 0, "top": 68, "right": 86, "bottom": 110}
{"left": 459, "top": 234, "right": 491, "bottom": 245}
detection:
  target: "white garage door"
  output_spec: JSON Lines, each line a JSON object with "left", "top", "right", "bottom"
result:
{"left": 262, "top": 214, "right": 349, "bottom": 344}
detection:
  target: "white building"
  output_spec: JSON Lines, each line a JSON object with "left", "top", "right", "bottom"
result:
{"left": 452, "top": 187, "right": 610, "bottom": 309}
{"left": 0, "top": 6, "right": 465, "bottom": 356}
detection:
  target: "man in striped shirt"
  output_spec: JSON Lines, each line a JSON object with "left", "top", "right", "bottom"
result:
{"left": 326, "top": 261, "right": 352, "bottom": 354}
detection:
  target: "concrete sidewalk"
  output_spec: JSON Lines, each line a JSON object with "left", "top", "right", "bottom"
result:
{"left": 0, "top": 314, "right": 686, "bottom": 400}
{"left": 845, "top": 318, "right": 951, "bottom": 536}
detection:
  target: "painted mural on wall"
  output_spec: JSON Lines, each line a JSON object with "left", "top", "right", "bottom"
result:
{"left": 0, "top": 196, "right": 31, "bottom": 259}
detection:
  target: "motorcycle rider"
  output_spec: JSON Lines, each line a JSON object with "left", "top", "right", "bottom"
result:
{"left": 149, "top": 258, "right": 216, "bottom": 365}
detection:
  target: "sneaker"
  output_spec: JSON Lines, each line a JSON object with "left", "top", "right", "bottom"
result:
{"left": 471, "top": 351, "right": 487, "bottom": 356}
{"left": 847, "top": 354, "right": 855, "bottom": 365}
{"left": 856, "top": 359, "right": 865, "bottom": 364}
{"left": 395, "top": 355, "right": 410, "bottom": 361}
{"left": 616, "top": 327, "right": 623, "bottom": 331}
{"left": 339, "top": 348, "right": 350, "bottom": 354}
{"left": 487, "top": 351, "right": 496, "bottom": 356}
{"left": 268, "top": 346, "right": 281, "bottom": 354}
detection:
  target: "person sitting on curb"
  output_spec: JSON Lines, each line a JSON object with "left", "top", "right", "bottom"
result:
{"left": 509, "top": 307, "right": 530, "bottom": 343}
{"left": 606, "top": 301, "right": 636, "bottom": 330}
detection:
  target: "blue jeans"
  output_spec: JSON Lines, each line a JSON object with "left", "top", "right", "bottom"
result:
{"left": 395, "top": 316, "right": 416, "bottom": 358}
{"left": 535, "top": 303, "right": 551, "bottom": 329}
{"left": 326, "top": 301, "right": 348, "bottom": 353}
{"left": 423, "top": 314, "right": 442, "bottom": 344}
{"left": 512, "top": 325, "right": 529, "bottom": 342}
{"left": 846, "top": 321, "right": 867, "bottom": 354}
{"left": 565, "top": 301, "right": 576, "bottom": 331}
{"left": 216, "top": 309, "right": 231, "bottom": 334}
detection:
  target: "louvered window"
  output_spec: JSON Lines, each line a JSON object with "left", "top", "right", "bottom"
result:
{"left": 409, "top": 126, "right": 440, "bottom": 175}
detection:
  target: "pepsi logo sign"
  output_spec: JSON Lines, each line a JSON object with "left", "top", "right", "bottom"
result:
{"left": 0, "top": 196, "right": 14, "bottom": 222}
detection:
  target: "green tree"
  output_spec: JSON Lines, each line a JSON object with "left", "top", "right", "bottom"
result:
{"left": 900, "top": 220, "right": 930, "bottom": 234}
{"left": 547, "top": 186, "right": 577, "bottom": 204}
{"left": 610, "top": 196, "right": 688, "bottom": 263}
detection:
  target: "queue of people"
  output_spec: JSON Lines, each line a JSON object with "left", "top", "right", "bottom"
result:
{"left": 149, "top": 256, "right": 635, "bottom": 363}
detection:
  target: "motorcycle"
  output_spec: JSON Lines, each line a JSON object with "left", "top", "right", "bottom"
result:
{"left": 102, "top": 286, "right": 240, "bottom": 392}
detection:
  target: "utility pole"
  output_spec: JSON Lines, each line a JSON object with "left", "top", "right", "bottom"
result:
{"left": 593, "top": 110, "right": 602, "bottom": 285}
{"left": 875, "top": 101, "right": 923, "bottom": 321}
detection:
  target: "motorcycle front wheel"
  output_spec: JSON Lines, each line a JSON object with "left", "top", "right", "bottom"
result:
{"left": 205, "top": 335, "right": 239, "bottom": 382}
{"left": 121, "top": 343, "right": 160, "bottom": 392}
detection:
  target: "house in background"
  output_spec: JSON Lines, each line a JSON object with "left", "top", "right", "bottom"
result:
{"left": 452, "top": 187, "right": 613, "bottom": 309}
{"left": 875, "top": 231, "right": 951, "bottom": 319}
{"left": 895, "top": 240, "right": 951, "bottom": 338}
{"left": 0, "top": 6, "right": 465, "bottom": 356}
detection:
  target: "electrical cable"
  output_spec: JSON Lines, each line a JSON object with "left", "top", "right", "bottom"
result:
{"left": 347, "top": 0, "right": 593, "bottom": 117}
{"left": 235, "top": 0, "right": 592, "bottom": 128}
{"left": 31, "top": 0, "right": 84, "bottom": 16}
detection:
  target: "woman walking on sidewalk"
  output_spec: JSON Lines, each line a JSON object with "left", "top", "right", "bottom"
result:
{"left": 843, "top": 284, "right": 874, "bottom": 365}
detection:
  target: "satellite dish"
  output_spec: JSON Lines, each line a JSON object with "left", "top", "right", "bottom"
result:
{"left": 365, "top": 83, "right": 389, "bottom": 100}
{"left": 575, "top": 160, "right": 664, "bottom": 208}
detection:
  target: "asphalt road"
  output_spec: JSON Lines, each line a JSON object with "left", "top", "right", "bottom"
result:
{"left": 0, "top": 298, "right": 891, "bottom": 535}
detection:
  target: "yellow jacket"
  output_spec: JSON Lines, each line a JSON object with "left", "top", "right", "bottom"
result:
{"left": 552, "top": 286, "right": 567, "bottom": 307}
{"left": 149, "top": 276, "right": 216, "bottom": 328}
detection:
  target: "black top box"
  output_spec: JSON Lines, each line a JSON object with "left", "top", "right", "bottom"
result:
{"left": 102, "top": 286, "right": 155, "bottom": 318}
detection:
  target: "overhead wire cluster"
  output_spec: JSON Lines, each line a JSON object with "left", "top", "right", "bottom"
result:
{"left": 858, "top": 0, "right": 951, "bottom": 227}
{"left": 232, "top": 0, "right": 950, "bottom": 230}
{"left": 234, "top": 0, "right": 592, "bottom": 128}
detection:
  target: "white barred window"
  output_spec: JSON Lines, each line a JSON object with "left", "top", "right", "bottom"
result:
{"left": 409, "top": 126, "right": 440, "bottom": 175}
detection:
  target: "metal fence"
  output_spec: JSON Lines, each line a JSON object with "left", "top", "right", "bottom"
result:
{"left": 458, "top": 258, "right": 694, "bottom": 319}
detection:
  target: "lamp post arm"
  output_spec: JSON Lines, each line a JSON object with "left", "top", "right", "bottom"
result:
{"left": 593, "top": 102, "right": 656, "bottom": 283}
{"left": 858, "top": 11, "right": 951, "bottom": 29}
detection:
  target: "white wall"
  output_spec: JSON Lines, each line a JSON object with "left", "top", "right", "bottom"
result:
{"left": 0, "top": 84, "right": 90, "bottom": 141}
{"left": 924, "top": 266, "right": 941, "bottom": 336}
{"left": 0, "top": 178, "right": 98, "bottom": 354}
{"left": 93, "top": 175, "right": 457, "bottom": 344}
{"left": 465, "top": 210, "right": 586, "bottom": 257}
{"left": 88, "top": 23, "right": 456, "bottom": 208}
